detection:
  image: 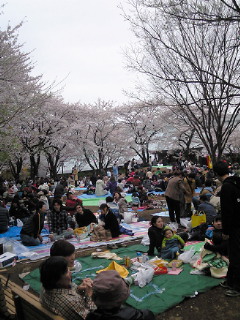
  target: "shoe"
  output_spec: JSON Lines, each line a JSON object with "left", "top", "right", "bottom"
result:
{"left": 220, "top": 281, "right": 232, "bottom": 289}
{"left": 225, "top": 289, "right": 240, "bottom": 297}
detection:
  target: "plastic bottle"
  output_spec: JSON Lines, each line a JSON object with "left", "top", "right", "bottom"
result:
{"left": 172, "top": 261, "right": 177, "bottom": 271}
{"left": 136, "top": 252, "right": 143, "bottom": 263}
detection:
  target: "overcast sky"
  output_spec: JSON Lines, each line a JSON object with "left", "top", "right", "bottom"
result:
{"left": 2, "top": 0, "right": 139, "bottom": 104}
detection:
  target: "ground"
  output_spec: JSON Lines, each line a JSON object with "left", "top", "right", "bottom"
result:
{"left": 1, "top": 203, "right": 240, "bottom": 319}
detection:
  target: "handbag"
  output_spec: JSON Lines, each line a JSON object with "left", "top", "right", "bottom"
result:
{"left": 191, "top": 211, "right": 206, "bottom": 228}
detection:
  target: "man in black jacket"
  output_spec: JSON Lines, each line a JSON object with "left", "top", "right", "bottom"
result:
{"left": 213, "top": 161, "right": 240, "bottom": 297}
{"left": 20, "top": 201, "right": 46, "bottom": 245}
{"left": 75, "top": 204, "right": 97, "bottom": 227}
{"left": 0, "top": 200, "right": 9, "bottom": 233}
{"left": 99, "top": 204, "right": 120, "bottom": 238}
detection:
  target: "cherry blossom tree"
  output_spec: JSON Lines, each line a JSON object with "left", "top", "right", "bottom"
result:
{"left": 116, "top": 102, "right": 172, "bottom": 165}
{"left": 123, "top": 0, "right": 240, "bottom": 163}
{"left": 0, "top": 19, "right": 49, "bottom": 129}
{"left": 71, "top": 100, "right": 128, "bottom": 173}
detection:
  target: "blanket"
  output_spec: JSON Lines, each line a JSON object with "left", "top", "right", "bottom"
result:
{"left": 22, "top": 243, "right": 221, "bottom": 314}
{"left": 0, "top": 222, "right": 150, "bottom": 260}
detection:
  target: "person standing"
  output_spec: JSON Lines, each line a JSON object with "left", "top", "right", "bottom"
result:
{"left": 112, "top": 162, "right": 119, "bottom": 181}
{"left": 213, "top": 160, "right": 240, "bottom": 297}
{"left": 164, "top": 171, "right": 186, "bottom": 225}
{"left": 72, "top": 166, "right": 79, "bottom": 187}
{"left": 183, "top": 173, "right": 196, "bottom": 217}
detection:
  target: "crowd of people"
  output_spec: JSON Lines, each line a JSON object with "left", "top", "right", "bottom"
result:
{"left": 0, "top": 157, "right": 239, "bottom": 319}
{"left": 0, "top": 159, "right": 235, "bottom": 245}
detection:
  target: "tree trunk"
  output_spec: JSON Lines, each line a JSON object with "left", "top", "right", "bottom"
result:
{"left": 30, "top": 153, "right": 40, "bottom": 180}
{"left": 46, "top": 152, "right": 60, "bottom": 181}
{"left": 9, "top": 157, "right": 23, "bottom": 182}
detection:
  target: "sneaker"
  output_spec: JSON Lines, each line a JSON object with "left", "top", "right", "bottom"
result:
{"left": 225, "top": 289, "right": 240, "bottom": 297}
{"left": 220, "top": 281, "right": 232, "bottom": 289}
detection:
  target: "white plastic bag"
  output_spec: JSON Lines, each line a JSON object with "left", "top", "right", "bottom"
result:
{"left": 178, "top": 247, "right": 195, "bottom": 263}
{"left": 167, "top": 222, "right": 178, "bottom": 232}
{"left": 141, "top": 234, "right": 150, "bottom": 246}
{"left": 133, "top": 267, "right": 154, "bottom": 287}
{"left": 16, "top": 219, "right": 23, "bottom": 227}
{"left": 123, "top": 212, "right": 132, "bottom": 224}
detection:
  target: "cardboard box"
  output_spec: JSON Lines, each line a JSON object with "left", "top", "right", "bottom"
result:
{"left": 0, "top": 252, "right": 18, "bottom": 268}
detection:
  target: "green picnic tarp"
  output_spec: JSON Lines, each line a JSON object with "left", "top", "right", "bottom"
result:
{"left": 82, "top": 195, "right": 132, "bottom": 207}
{"left": 23, "top": 244, "right": 221, "bottom": 314}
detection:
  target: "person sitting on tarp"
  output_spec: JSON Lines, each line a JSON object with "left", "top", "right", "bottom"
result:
{"left": 86, "top": 270, "right": 155, "bottom": 320}
{"left": 161, "top": 227, "right": 185, "bottom": 259}
{"left": 188, "top": 222, "right": 209, "bottom": 241}
{"left": 20, "top": 201, "right": 46, "bottom": 246}
{"left": 137, "top": 186, "right": 149, "bottom": 205}
{"left": 47, "top": 199, "right": 73, "bottom": 241}
{"left": 40, "top": 256, "right": 95, "bottom": 320}
{"left": 75, "top": 204, "right": 97, "bottom": 228}
{"left": 147, "top": 216, "right": 188, "bottom": 256}
{"left": 131, "top": 192, "right": 140, "bottom": 207}
{"left": 148, "top": 216, "right": 165, "bottom": 256}
{"left": 0, "top": 200, "right": 9, "bottom": 233}
{"left": 65, "top": 192, "right": 82, "bottom": 215}
{"left": 106, "top": 176, "right": 117, "bottom": 196}
{"left": 105, "top": 196, "right": 122, "bottom": 222}
{"left": 9, "top": 195, "right": 30, "bottom": 224}
{"left": 113, "top": 192, "right": 128, "bottom": 217}
{"left": 204, "top": 215, "right": 228, "bottom": 256}
{"left": 95, "top": 176, "right": 108, "bottom": 197}
{"left": 50, "top": 239, "right": 76, "bottom": 268}
{"left": 192, "top": 179, "right": 214, "bottom": 209}
{"left": 197, "top": 194, "right": 217, "bottom": 224}
{"left": 99, "top": 203, "right": 120, "bottom": 238}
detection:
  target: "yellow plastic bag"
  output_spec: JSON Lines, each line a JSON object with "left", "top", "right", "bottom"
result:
{"left": 74, "top": 227, "right": 88, "bottom": 235}
{"left": 96, "top": 261, "right": 129, "bottom": 278}
{"left": 191, "top": 211, "right": 206, "bottom": 228}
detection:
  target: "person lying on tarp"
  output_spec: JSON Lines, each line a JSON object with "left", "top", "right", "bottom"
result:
{"left": 40, "top": 256, "right": 95, "bottom": 320}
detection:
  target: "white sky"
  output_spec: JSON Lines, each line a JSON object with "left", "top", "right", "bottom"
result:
{"left": 2, "top": 0, "right": 139, "bottom": 104}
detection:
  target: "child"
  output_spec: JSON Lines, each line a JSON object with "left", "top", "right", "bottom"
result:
{"left": 131, "top": 192, "right": 140, "bottom": 207}
{"left": 161, "top": 227, "right": 185, "bottom": 259}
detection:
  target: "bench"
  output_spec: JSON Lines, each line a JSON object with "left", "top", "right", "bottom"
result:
{"left": 0, "top": 274, "right": 17, "bottom": 319}
{"left": 0, "top": 274, "right": 64, "bottom": 320}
